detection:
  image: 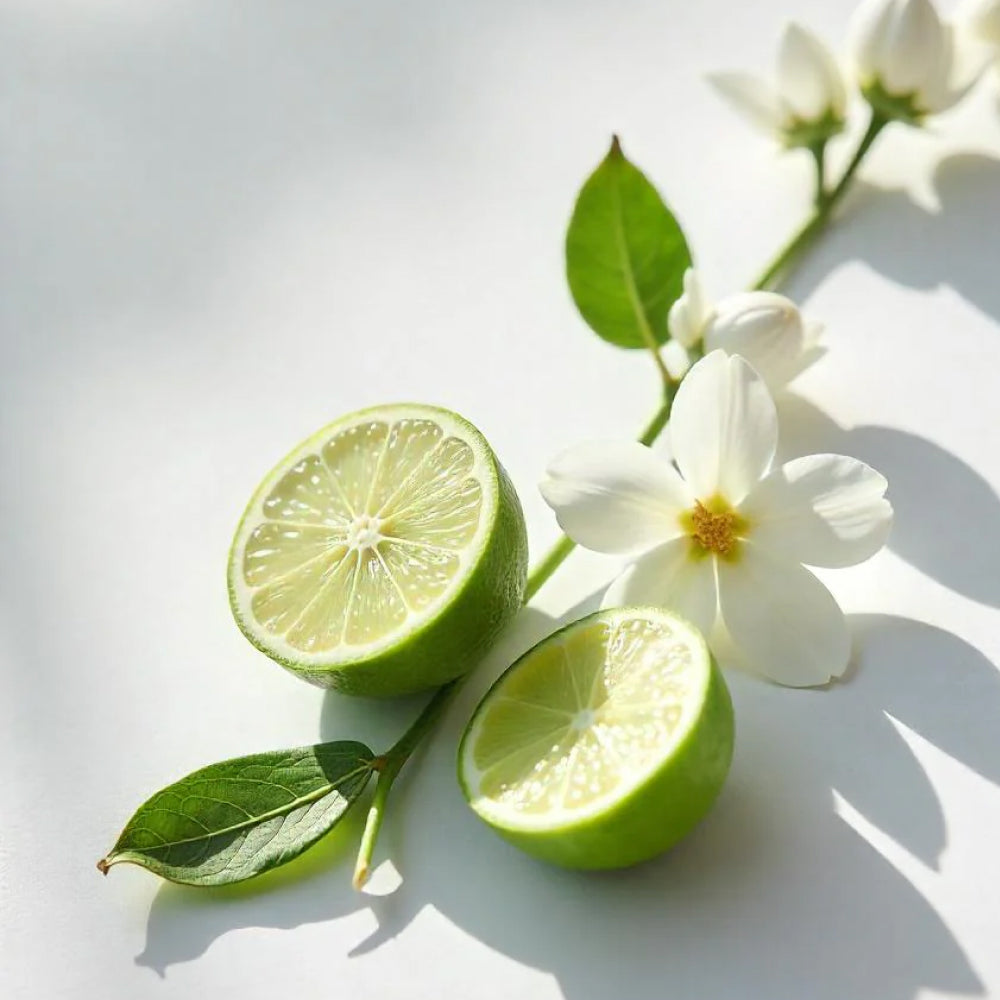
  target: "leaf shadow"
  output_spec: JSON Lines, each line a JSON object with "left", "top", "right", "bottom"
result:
{"left": 344, "top": 612, "right": 1000, "bottom": 1000}
{"left": 134, "top": 798, "right": 370, "bottom": 977}
{"left": 133, "top": 577, "right": 1000, "bottom": 999}
{"left": 133, "top": 605, "right": 558, "bottom": 975}
{"left": 776, "top": 392, "right": 1000, "bottom": 609}
{"left": 784, "top": 149, "right": 1000, "bottom": 336}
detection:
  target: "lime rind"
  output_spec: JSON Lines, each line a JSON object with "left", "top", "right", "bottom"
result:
{"left": 461, "top": 608, "right": 710, "bottom": 831}
{"left": 228, "top": 403, "right": 528, "bottom": 696}
{"left": 458, "top": 607, "right": 734, "bottom": 868}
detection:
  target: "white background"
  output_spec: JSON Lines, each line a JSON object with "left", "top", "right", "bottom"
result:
{"left": 3, "top": 0, "right": 1000, "bottom": 997}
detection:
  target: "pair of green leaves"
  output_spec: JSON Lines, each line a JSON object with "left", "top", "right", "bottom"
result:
{"left": 100, "top": 137, "right": 691, "bottom": 889}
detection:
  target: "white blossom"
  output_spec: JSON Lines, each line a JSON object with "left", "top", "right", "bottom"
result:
{"left": 849, "top": 0, "right": 989, "bottom": 119}
{"left": 668, "top": 268, "right": 823, "bottom": 392}
{"left": 667, "top": 269, "right": 713, "bottom": 349}
{"left": 540, "top": 352, "right": 892, "bottom": 687}
{"left": 709, "top": 24, "right": 846, "bottom": 146}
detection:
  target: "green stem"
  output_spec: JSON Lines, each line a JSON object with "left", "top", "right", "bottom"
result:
{"left": 523, "top": 535, "right": 577, "bottom": 603}
{"left": 352, "top": 680, "right": 458, "bottom": 888}
{"left": 810, "top": 141, "right": 827, "bottom": 207}
{"left": 752, "top": 111, "right": 888, "bottom": 292}
{"left": 645, "top": 341, "right": 672, "bottom": 388}
{"left": 351, "top": 112, "right": 890, "bottom": 886}
{"left": 638, "top": 389, "right": 675, "bottom": 446}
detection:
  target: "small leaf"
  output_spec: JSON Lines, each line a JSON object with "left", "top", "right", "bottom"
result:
{"left": 565, "top": 136, "right": 692, "bottom": 350}
{"left": 98, "top": 741, "right": 376, "bottom": 886}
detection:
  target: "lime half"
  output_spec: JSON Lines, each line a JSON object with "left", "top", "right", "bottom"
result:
{"left": 458, "top": 607, "right": 734, "bottom": 869}
{"left": 228, "top": 403, "right": 528, "bottom": 696}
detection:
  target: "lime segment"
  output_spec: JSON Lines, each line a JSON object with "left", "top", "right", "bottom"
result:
{"left": 459, "top": 607, "right": 734, "bottom": 868}
{"left": 229, "top": 404, "right": 527, "bottom": 696}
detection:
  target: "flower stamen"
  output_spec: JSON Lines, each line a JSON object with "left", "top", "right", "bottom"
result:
{"left": 689, "top": 500, "right": 737, "bottom": 556}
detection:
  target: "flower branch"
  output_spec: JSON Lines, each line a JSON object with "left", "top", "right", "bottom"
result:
{"left": 99, "top": 0, "right": 1000, "bottom": 896}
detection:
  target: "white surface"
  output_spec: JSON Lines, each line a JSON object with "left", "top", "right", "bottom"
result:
{"left": 3, "top": 1, "right": 1000, "bottom": 998}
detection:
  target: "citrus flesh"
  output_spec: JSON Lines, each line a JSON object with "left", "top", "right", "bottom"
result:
{"left": 459, "top": 607, "right": 734, "bottom": 869}
{"left": 228, "top": 404, "right": 527, "bottom": 696}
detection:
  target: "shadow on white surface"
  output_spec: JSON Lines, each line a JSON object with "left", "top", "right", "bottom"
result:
{"left": 787, "top": 150, "right": 1000, "bottom": 332}
{"left": 7, "top": 4, "right": 999, "bottom": 994}
{"left": 133, "top": 798, "right": 369, "bottom": 978}
{"left": 132, "top": 606, "right": 560, "bottom": 976}
{"left": 344, "top": 612, "right": 1000, "bottom": 1000}
{"left": 776, "top": 394, "right": 1000, "bottom": 609}
{"left": 860, "top": 152, "right": 1000, "bottom": 323}
{"left": 135, "top": 611, "right": 1000, "bottom": 1000}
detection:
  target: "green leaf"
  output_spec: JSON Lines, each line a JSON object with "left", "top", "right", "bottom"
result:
{"left": 98, "top": 741, "right": 376, "bottom": 886}
{"left": 565, "top": 136, "right": 692, "bottom": 350}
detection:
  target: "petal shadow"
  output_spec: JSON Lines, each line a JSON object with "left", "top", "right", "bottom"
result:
{"left": 779, "top": 151, "right": 1000, "bottom": 326}
{"left": 777, "top": 393, "right": 1000, "bottom": 608}
{"left": 349, "top": 614, "right": 989, "bottom": 1000}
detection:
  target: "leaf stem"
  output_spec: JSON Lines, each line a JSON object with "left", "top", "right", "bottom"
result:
{"left": 350, "top": 114, "right": 889, "bottom": 886}
{"left": 753, "top": 110, "right": 888, "bottom": 291}
{"left": 637, "top": 384, "right": 676, "bottom": 446}
{"left": 644, "top": 338, "right": 672, "bottom": 389}
{"left": 352, "top": 680, "right": 459, "bottom": 888}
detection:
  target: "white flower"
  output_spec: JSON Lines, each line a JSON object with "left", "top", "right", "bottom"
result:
{"left": 667, "top": 268, "right": 823, "bottom": 392}
{"left": 539, "top": 352, "right": 893, "bottom": 687}
{"left": 708, "top": 23, "right": 847, "bottom": 147}
{"left": 667, "top": 269, "right": 712, "bottom": 349}
{"left": 849, "top": 0, "right": 988, "bottom": 120}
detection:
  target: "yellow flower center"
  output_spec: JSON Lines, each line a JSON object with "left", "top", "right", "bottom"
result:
{"left": 682, "top": 498, "right": 748, "bottom": 560}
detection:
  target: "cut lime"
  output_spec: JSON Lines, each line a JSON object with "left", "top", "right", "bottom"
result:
{"left": 458, "top": 607, "right": 734, "bottom": 869}
{"left": 228, "top": 403, "right": 528, "bottom": 696}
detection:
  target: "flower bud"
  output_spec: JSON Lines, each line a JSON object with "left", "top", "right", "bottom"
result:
{"left": 709, "top": 23, "right": 846, "bottom": 149}
{"left": 667, "top": 270, "right": 823, "bottom": 391}
{"left": 776, "top": 24, "right": 848, "bottom": 138}
{"left": 668, "top": 268, "right": 712, "bottom": 348}
{"left": 849, "top": 0, "right": 986, "bottom": 121}
{"left": 702, "top": 291, "right": 820, "bottom": 391}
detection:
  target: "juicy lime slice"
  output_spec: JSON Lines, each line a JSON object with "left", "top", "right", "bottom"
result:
{"left": 458, "top": 607, "right": 734, "bottom": 869}
{"left": 228, "top": 403, "right": 528, "bottom": 696}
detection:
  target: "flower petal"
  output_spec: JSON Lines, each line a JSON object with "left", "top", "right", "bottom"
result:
{"left": 741, "top": 454, "right": 893, "bottom": 568}
{"left": 670, "top": 350, "right": 778, "bottom": 504}
{"left": 602, "top": 537, "right": 718, "bottom": 637}
{"left": 717, "top": 543, "right": 850, "bottom": 686}
{"left": 850, "top": 0, "right": 898, "bottom": 84}
{"left": 702, "top": 291, "right": 807, "bottom": 391}
{"left": 777, "top": 23, "right": 847, "bottom": 121}
{"left": 668, "top": 268, "right": 713, "bottom": 348}
{"left": 662, "top": 339, "right": 692, "bottom": 380}
{"left": 923, "top": 23, "right": 993, "bottom": 112}
{"left": 885, "top": 0, "right": 946, "bottom": 96}
{"left": 706, "top": 72, "right": 789, "bottom": 136}
{"left": 775, "top": 319, "right": 827, "bottom": 384}
{"left": 539, "top": 441, "right": 692, "bottom": 555}
{"left": 803, "top": 319, "right": 824, "bottom": 349}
